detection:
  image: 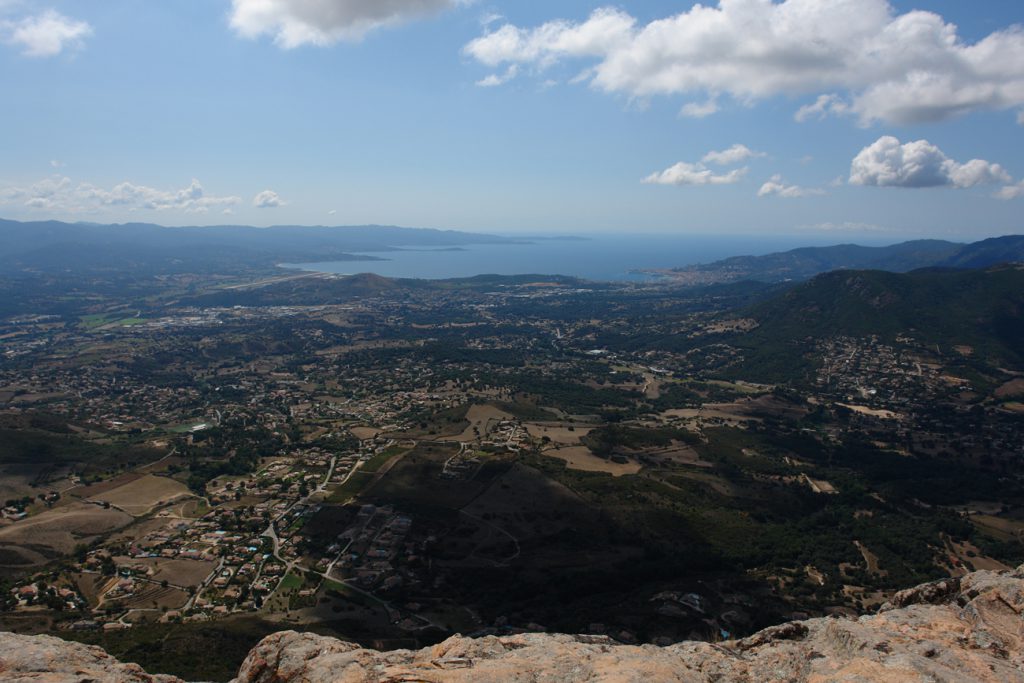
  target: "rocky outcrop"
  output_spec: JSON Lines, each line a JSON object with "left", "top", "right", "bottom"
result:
{"left": 0, "top": 631, "right": 185, "bottom": 682}
{"left": 4, "top": 566, "right": 1024, "bottom": 682}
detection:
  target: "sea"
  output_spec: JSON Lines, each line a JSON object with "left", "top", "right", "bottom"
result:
{"left": 281, "top": 233, "right": 895, "bottom": 282}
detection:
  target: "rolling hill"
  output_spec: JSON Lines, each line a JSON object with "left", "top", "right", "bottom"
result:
{"left": 724, "top": 264, "right": 1024, "bottom": 381}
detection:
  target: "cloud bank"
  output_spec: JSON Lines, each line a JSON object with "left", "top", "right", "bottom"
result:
{"left": 464, "top": 0, "right": 1024, "bottom": 125}
{"left": 0, "top": 177, "right": 241, "bottom": 213}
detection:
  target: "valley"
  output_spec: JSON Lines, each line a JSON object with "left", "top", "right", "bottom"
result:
{"left": 1, "top": 261, "right": 1022, "bottom": 680}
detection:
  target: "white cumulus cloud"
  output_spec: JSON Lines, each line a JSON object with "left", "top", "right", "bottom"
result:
{"left": 679, "top": 99, "right": 718, "bottom": 119}
{"left": 849, "top": 136, "right": 1011, "bottom": 189}
{"left": 643, "top": 162, "right": 747, "bottom": 187}
{"left": 463, "top": 0, "right": 1024, "bottom": 125}
{"left": 995, "top": 181, "right": 1024, "bottom": 200}
{"left": 758, "top": 175, "right": 824, "bottom": 198}
{"left": 0, "top": 176, "right": 241, "bottom": 213}
{"left": 476, "top": 64, "right": 518, "bottom": 88}
{"left": 230, "top": 0, "right": 464, "bottom": 48}
{"left": 702, "top": 144, "right": 764, "bottom": 166}
{"left": 1, "top": 9, "right": 91, "bottom": 57}
{"left": 794, "top": 94, "right": 850, "bottom": 122}
{"left": 253, "top": 189, "right": 284, "bottom": 208}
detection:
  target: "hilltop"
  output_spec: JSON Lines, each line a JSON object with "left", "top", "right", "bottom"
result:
{"left": 2, "top": 565, "right": 1023, "bottom": 682}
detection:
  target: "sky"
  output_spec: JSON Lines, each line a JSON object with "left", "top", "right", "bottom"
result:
{"left": 1, "top": 0, "right": 1023, "bottom": 239}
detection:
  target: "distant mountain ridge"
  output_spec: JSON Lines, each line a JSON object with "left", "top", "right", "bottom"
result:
{"left": 670, "top": 235, "right": 1024, "bottom": 284}
{"left": 0, "top": 218, "right": 519, "bottom": 275}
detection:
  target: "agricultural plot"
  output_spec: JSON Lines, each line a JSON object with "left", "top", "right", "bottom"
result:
{"left": 349, "top": 426, "right": 381, "bottom": 440}
{"left": 106, "top": 584, "right": 189, "bottom": 611}
{"left": 0, "top": 503, "right": 132, "bottom": 569}
{"left": 88, "top": 475, "right": 194, "bottom": 516}
{"left": 451, "top": 404, "right": 514, "bottom": 442}
{"left": 523, "top": 422, "right": 593, "bottom": 445}
{"left": 116, "top": 557, "right": 217, "bottom": 588}
{"left": 542, "top": 446, "right": 641, "bottom": 476}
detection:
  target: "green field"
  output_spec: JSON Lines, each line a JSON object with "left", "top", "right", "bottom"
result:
{"left": 79, "top": 314, "right": 147, "bottom": 329}
{"left": 278, "top": 571, "right": 304, "bottom": 591}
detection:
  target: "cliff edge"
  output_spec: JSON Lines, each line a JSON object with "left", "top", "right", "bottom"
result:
{"left": 3, "top": 566, "right": 1024, "bottom": 682}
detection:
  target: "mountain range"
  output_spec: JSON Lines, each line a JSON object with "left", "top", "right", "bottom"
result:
{"left": 672, "top": 235, "right": 1024, "bottom": 283}
{"left": 0, "top": 219, "right": 518, "bottom": 275}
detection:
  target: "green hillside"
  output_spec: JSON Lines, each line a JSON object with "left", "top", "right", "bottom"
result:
{"left": 725, "top": 265, "right": 1024, "bottom": 381}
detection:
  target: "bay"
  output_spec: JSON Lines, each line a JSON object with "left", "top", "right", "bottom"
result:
{"left": 282, "top": 233, "right": 894, "bottom": 282}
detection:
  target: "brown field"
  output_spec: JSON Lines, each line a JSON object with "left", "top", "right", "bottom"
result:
{"left": 661, "top": 407, "right": 758, "bottom": 425}
{"left": 0, "top": 503, "right": 132, "bottom": 567}
{"left": 117, "top": 557, "right": 217, "bottom": 588}
{"left": 523, "top": 423, "right": 592, "bottom": 445}
{"left": 350, "top": 426, "right": 382, "bottom": 440}
{"left": 945, "top": 538, "right": 1011, "bottom": 574}
{"left": 452, "top": 404, "right": 514, "bottom": 442}
{"left": 971, "top": 514, "right": 1024, "bottom": 541}
{"left": 89, "top": 475, "right": 193, "bottom": 516}
{"left": 67, "top": 473, "right": 144, "bottom": 499}
{"left": 73, "top": 573, "right": 117, "bottom": 608}
{"left": 837, "top": 403, "right": 900, "bottom": 420}
{"left": 106, "top": 517, "right": 177, "bottom": 545}
{"left": 137, "top": 454, "right": 184, "bottom": 474}
{"left": 995, "top": 378, "right": 1024, "bottom": 398}
{"left": 650, "top": 444, "right": 714, "bottom": 468}
{"left": 0, "top": 464, "right": 63, "bottom": 503}
{"left": 107, "top": 583, "right": 190, "bottom": 611}
{"left": 542, "top": 446, "right": 641, "bottom": 476}
{"left": 854, "top": 541, "right": 886, "bottom": 576}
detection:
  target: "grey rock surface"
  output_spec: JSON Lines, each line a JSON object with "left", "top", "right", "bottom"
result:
{"left": 4, "top": 566, "right": 1024, "bottom": 682}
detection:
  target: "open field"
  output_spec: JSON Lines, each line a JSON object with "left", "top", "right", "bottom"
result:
{"left": 661, "top": 407, "right": 758, "bottom": 425}
{"left": 451, "top": 404, "right": 514, "bottom": 442}
{"left": 542, "top": 446, "right": 641, "bottom": 476}
{"left": 970, "top": 514, "right": 1024, "bottom": 542}
{"left": 106, "top": 517, "right": 180, "bottom": 546}
{"left": 349, "top": 426, "right": 381, "bottom": 440}
{"left": 523, "top": 422, "right": 592, "bottom": 445}
{"left": 74, "top": 573, "right": 117, "bottom": 608}
{"left": 646, "top": 444, "right": 714, "bottom": 468}
{"left": 0, "top": 463, "right": 71, "bottom": 502}
{"left": 115, "top": 557, "right": 217, "bottom": 588}
{"left": 995, "top": 378, "right": 1024, "bottom": 398}
{"left": 837, "top": 403, "right": 900, "bottom": 420}
{"left": 106, "top": 584, "right": 190, "bottom": 611}
{"left": 67, "top": 473, "right": 145, "bottom": 499}
{"left": 88, "top": 475, "right": 193, "bottom": 516}
{"left": 944, "top": 538, "right": 1011, "bottom": 573}
{"left": 0, "top": 502, "right": 132, "bottom": 568}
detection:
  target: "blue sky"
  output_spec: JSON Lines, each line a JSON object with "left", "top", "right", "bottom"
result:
{"left": 1, "top": 0, "right": 1023, "bottom": 239}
